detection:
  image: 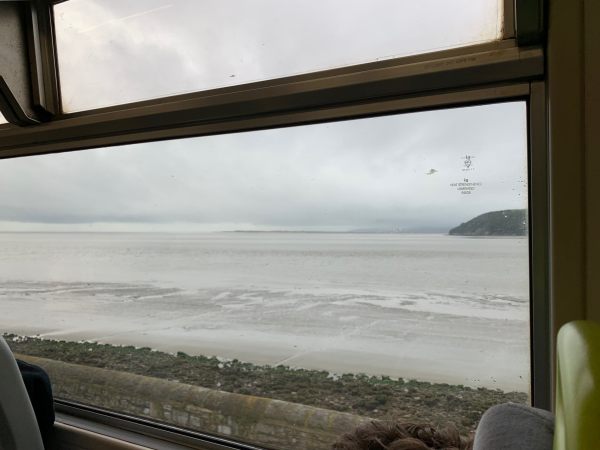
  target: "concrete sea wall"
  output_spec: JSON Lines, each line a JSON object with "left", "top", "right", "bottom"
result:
{"left": 19, "top": 355, "right": 370, "bottom": 450}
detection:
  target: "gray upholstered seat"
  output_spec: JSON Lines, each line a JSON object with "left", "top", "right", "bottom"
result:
{"left": 0, "top": 336, "right": 44, "bottom": 450}
{"left": 473, "top": 403, "right": 554, "bottom": 450}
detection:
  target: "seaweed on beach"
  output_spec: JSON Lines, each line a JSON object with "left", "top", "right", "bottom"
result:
{"left": 5, "top": 334, "right": 527, "bottom": 434}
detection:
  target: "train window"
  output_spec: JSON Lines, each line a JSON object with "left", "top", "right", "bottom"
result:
{"left": 54, "top": 0, "right": 505, "bottom": 112}
{"left": 2, "top": 101, "right": 530, "bottom": 449}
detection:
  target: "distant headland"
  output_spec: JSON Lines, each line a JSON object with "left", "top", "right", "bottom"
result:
{"left": 449, "top": 209, "right": 528, "bottom": 236}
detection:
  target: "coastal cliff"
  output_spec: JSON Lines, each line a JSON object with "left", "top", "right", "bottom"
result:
{"left": 449, "top": 209, "right": 527, "bottom": 236}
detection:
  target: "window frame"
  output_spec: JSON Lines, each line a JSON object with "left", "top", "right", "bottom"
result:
{"left": 0, "top": 40, "right": 542, "bottom": 157}
{"left": 8, "top": 79, "right": 551, "bottom": 450}
{"left": 0, "top": 1, "right": 550, "bottom": 448}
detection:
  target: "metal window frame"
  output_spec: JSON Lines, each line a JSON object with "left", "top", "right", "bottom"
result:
{"left": 0, "top": 0, "right": 59, "bottom": 125}
{"left": 9, "top": 80, "right": 551, "bottom": 449}
{"left": 26, "top": 0, "right": 60, "bottom": 118}
{"left": 0, "top": 41, "right": 542, "bottom": 158}
{"left": 515, "top": 0, "right": 546, "bottom": 46}
{"left": 1, "top": 0, "right": 522, "bottom": 127}
{"left": 0, "top": 0, "right": 552, "bottom": 447}
{"left": 56, "top": 402, "right": 268, "bottom": 450}
{"left": 529, "top": 80, "right": 550, "bottom": 411}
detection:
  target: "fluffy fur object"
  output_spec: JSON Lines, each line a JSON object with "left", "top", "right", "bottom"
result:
{"left": 332, "top": 421, "right": 473, "bottom": 450}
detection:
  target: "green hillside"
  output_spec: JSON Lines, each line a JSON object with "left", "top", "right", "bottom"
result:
{"left": 449, "top": 209, "right": 528, "bottom": 236}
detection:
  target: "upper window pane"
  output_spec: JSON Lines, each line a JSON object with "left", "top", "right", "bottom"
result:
{"left": 54, "top": 0, "right": 504, "bottom": 112}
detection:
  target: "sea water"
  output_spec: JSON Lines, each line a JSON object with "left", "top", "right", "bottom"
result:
{"left": 0, "top": 232, "right": 530, "bottom": 392}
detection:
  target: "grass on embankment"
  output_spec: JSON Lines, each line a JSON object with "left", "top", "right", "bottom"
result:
{"left": 5, "top": 334, "right": 527, "bottom": 434}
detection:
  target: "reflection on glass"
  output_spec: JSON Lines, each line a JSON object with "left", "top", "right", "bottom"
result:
{"left": 54, "top": 0, "right": 504, "bottom": 112}
{"left": 1, "top": 102, "right": 528, "bottom": 449}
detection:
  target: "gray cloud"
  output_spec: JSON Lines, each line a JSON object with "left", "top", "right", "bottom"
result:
{"left": 0, "top": 102, "right": 528, "bottom": 232}
{"left": 54, "top": 0, "right": 502, "bottom": 112}
{"left": 0, "top": 1, "right": 520, "bottom": 232}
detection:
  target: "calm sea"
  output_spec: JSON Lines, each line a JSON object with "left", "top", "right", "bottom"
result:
{"left": 0, "top": 232, "right": 530, "bottom": 391}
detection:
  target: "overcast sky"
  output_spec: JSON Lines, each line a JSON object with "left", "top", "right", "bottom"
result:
{"left": 54, "top": 0, "right": 502, "bottom": 112}
{"left": 0, "top": 1, "right": 521, "bottom": 233}
{"left": 0, "top": 102, "right": 527, "bottom": 232}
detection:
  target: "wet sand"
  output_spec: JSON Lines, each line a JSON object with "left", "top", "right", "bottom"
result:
{"left": 0, "top": 280, "right": 529, "bottom": 392}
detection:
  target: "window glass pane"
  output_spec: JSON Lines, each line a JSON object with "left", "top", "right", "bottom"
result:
{"left": 0, "top": 112, "right": 7, "bottom": 124}
{"left": 2, "top": 102, "right": 528, "bottom": 449}
{"left": 54, "top": 0, "right": 504, "bottom": 112}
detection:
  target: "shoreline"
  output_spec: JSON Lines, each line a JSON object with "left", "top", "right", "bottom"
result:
{"left": 2, "top": 320, "right": 529, "bottom": 392}
{"left": 6, "top": 334, "right": 528, "bottom": 434}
